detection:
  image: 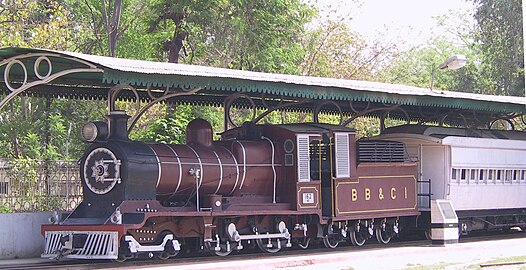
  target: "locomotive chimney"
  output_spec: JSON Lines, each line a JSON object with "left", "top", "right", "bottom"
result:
{"left": 186, "top": 118, "right": 212, "bottom": 147}
{"left": 107, "top": 110, "right": 130, "bottom": 141}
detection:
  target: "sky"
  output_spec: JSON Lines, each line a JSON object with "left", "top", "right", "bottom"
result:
{"left": 315, "top": 0, "right": 475, "bottom": 48}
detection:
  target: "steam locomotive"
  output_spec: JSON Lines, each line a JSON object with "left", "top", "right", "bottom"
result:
{"left": 41, "top": 111, "right": 419, "bottom": 260}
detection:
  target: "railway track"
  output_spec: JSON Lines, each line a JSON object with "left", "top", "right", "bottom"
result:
{"left": 1, "top": 231, "right": 524, "bottom": 270}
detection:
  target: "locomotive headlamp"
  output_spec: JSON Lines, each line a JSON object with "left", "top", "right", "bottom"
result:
{"left": 82, "top": 121, "right": 108, "bottom": 142}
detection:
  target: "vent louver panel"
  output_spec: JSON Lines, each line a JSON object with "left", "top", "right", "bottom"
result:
{"left": 335, "top": 133, "right": 350, "bottom": 178}
{"left": 297, "top": 135, "right": 310, "bottom": 182}
{"left": 357, "top": 140, "right": 409, "bottom": 163}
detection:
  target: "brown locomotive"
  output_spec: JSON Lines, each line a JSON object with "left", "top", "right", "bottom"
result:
{"left": 41, "top": 111, "right": 418, "bottom": 260}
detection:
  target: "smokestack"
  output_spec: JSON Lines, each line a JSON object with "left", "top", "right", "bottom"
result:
{"left": 106, "top": 111, "right": 130, "bottom": 141}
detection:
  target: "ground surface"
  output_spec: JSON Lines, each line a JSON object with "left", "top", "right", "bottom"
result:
{"left": 2, "top": 233, "right": 526, "bottom": 270}
{"left": 122, "top": 233, "right": 526, "bottom": 270}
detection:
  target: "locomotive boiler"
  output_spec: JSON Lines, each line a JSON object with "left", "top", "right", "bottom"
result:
{"left": 41, "top": 111, "right": 419, "bottom": 261}
{"left": 80, "top": 111, "right": 277, "bottom": 206}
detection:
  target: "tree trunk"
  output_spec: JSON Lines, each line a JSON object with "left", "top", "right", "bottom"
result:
{"left": 166, "top": 11, "right": 187, "bottom": 64}
{"left": 168, "top": 31, "right": 187, "bottom": 63}
{"left": 102, "top": 0, "right": 122, "bottom": 57}
{"left": 165, "top": 12, "right": 187, "bottom": 116}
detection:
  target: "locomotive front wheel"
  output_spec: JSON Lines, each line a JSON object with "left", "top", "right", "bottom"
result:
{"left": 349, "top": 230, "right": 367, "bottom": 246}
{"left": 322, "top": 236, "right": 339, "bottom": 249}
{"left": 375, "top": 227, "right": 392, "bottom": 244}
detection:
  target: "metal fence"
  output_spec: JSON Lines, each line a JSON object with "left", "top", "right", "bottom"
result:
{"left": 0, "top": 159, "right": 82, "bottom": 212}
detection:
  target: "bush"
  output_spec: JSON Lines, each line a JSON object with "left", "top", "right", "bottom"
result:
{"left": 0, "top": 203, "right": 13, "bottom": 214}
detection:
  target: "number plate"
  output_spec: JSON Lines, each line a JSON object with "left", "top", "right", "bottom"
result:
{"left": 302, "top": 192, "right": 314, "bottom": 204}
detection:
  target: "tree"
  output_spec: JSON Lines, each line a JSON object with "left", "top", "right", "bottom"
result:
{"left": 0, "top": 0, "right": 74, "bottom": 49}
{"left": 377, "top": 37, "right": 475, "bottom": 91}
{"left": 302, "top": 20, "right": 399, "bottom": 80}
{"left": 103, "top": 0, "right": 123, "bottom": 57}
{"left": 472, "top": 0, "right": 524, "bottom": 96}
{"left": 145, "top": 0, "right": 315, "bottom": 73}
{"left": 66, "top": 0, "right": 146, "bottom": 56}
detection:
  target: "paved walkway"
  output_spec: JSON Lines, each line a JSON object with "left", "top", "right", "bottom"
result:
{"left": 124, "top": 236, "right": 526, "bottom": 270}
{"left": 2, "top": 235, "right": 525, "bottom": 270}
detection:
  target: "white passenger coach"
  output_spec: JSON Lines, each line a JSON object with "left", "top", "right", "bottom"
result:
{"left": 375, "top": 125, "right": 526, "bottom": 233}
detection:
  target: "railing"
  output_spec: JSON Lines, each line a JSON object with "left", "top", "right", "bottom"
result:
{"left": 0, "top": 159, "right": 82, "bottom": 212}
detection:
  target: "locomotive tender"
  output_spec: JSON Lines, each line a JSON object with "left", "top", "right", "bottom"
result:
{"left": 41, "top": 111, "right": 419, "bottom": 260}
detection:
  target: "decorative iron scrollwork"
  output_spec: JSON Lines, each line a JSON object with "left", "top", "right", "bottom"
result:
{"left": 0, "top": 53, "right": 103, "bottom": 112}
{"left": 223, "top": 93, "right": 257, "bottom": 129}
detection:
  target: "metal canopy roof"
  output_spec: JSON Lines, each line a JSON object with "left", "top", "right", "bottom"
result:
{"left": 0, "top": 47, "right": 525, "bottom": 128}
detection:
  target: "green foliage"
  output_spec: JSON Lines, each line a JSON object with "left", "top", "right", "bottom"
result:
{"left": 143, "top": 0, "right": 315, "bottom": 73}
{"left": 66, "top": 0, "right": 147, "bottom": 56}
{"left": 7, "top": 158, "right": 39, "bottom": 198}
{"left": 473, "top": 0, "right": 524, "bottom": 96}
{"left": 0, "top": 0, "right": 523, "bottom": 162}
{"left": 0, "top": 203, "right": 13, "bottom": 214}
{"left": 302, "top": 20, "right": 398, "bottom": 80}
{"left": 4, "top": 158, "right": 64, "bottom": 212}
{"left": 0, "top": 0, "right": 75, "bottom": 49}
{"left": 376, "top": 1, "right": 524, "bottom": 98}
{"left": 130, "top": 104, "right": 224, "bottom": 143}
{"left": 377, "top": 37, "right": 480, "bottom": 92}
{"left": 0, "top": 97, "right": 105, "bottom": 160}
{"left": 34, "top": 195, "right": 63, "bottom": 212}
{"left": 132, "top": 117, "right": 185, "bottom": 144}
{"left": 348, "top": 117, "right": 381, "bottom": 139}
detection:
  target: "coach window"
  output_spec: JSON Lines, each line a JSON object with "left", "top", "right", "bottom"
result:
{"left": 478, "top": 169, "right": 487, "bottom": 184}
{"left": 504, "top": 170, "right": 512, "bottom": 184}
{"left": 512, "top": 170, "right": 519, "bottom": 183}
{"left": 451, "top": 168, "right": 458, "bottom": 183}
{"left": 470, "top": 169, "right": 477, "bottom": 184}
{"left": 460, "top": 169, "right": 467, "bottom": 184}
{"left": 496, "top": 169, "right": 503, "bottom": 183}
{"left": 521, "top": 170, "right": 526, "bottom": 183}
{"left": 488, "top": 170, "right": 494, "bottom": 183}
